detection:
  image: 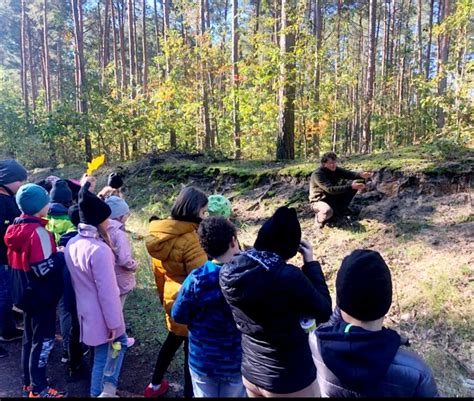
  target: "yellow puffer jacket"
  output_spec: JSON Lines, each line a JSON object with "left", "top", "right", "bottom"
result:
{"left": 146, "top": 218, "right": 208, "bottom": 336}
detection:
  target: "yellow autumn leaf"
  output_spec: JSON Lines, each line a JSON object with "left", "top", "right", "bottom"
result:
{"left": 86, "top": 154, "right": 105, "bottom": 176}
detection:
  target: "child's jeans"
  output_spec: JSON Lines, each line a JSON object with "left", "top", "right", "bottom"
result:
{"left": 90, "top": 334, "right": 128, "bottom": 397}
{"left": 22, "top": 306, "right": 56, "bottom": 393}
{"left": 189, "top": 369, "right": 247, "bottom": 398}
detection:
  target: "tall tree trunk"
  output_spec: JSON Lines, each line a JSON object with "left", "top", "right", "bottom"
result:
{"left": 118, "top": 0, "right": 128, "bottom": 92}
{"left": 332, "top": 0, "right": 342, "bottom": 152}
{"left": 43, "top": 0, "right": 52, "bottom": 113}
{"left": 110, "top": 0, "right": 121, "bottom": 94}
{"left": 254, "top": 0, "right": 261, "bottom": 35}
{"left": 276, "top": 0, "right": 296, "bottom": 160}
{"left": 312, "top": 0, "right": 322, "bottom": 157}
{"left": 56, "top": 24, "right": 63, "bottom": 101}
{"left": 26, "top": 17, "right": 37, "bottom": 113}
{"left": 128, "top": 0, "right": 137, "bottom": 96}
{"left": 232, "top": 0, "right": 241, "bottom": 159}
{"left": 425, "top": 0, "right": 434, "bottom": 79}
{"left": 71, "top": 0, "right": 92, "bottom": 161}
{"left": 101, "top": 0, "right": 111, "bottom": 87}
{"left": 20, "top": 0, "right": 29, "bottom": 117}
{"left": 163, "top": 0, "right": 171, "bottom": 74}
{"left": 416, "top": 0, "right": 423, "bottom": 74}
{"left": 162, "top": 0, "right": 176, "bottom": 148}
{"left": 153, "top": 0, "right": 160, "bottom": 55}
{"left": 361, "top": 0, "right": 376, "bottom": 153}
{"left": 142, "top": 0, "right": 148, "bottom": 94}
{"left": 437, "top": 0, "right": 450, "bottom": 128}
{"left": 199, "top": 0, "right": 212, "bottom": 150}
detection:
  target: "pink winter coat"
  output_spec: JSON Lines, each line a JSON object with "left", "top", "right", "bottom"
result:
{"left": 107, "top": 219, "right": 138, "bottom": 295}
{"left": 65, "top": 223, "right": 125, "bottom": 346}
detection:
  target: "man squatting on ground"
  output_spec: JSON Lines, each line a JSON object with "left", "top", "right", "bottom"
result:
{"left": 309, "top": 152, "right": 374, "bottom": 228}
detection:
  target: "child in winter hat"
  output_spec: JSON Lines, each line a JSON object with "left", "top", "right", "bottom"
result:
{"left": 104, "top": 196, "right": 137, "bottom": 348}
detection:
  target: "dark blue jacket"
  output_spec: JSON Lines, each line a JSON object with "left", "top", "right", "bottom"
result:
{"left": 171, "top": 260, "right": 242, "bottom": 378}
{"left": 0, "top": 188, "right": 21, "bottom": 265}
{"left": 59, "top": 230, "right": 78, "bottom": 313}
{"left": 311, "top": 308, "right": 439, "bottom": 397}
{"left": 219, "top": 249, "right": 332, "bottom": 394}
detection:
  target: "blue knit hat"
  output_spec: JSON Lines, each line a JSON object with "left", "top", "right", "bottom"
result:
{"left": 105, "top": 195, "right": 130, "bottom": 219}
{"left": 15, "top": 184, "right": 50, "bottom": 215}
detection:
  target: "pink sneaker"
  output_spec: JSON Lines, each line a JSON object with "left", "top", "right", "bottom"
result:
{"left": 126, "top": 337, "right": 135, "bottom": 348}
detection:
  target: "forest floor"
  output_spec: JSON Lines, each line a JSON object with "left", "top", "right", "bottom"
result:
{"left": 1, "top": 145, "right": 473, "bottom": 397}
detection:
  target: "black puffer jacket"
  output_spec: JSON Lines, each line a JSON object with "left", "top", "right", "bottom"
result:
{"left": 0, "top": 188, "right": 21, "bottom": 265}
{"left": 219, "top": 249, "right": 332, "bottom": 394}
{"left": 310, "top": 309, "right": 439, "bottom": 397}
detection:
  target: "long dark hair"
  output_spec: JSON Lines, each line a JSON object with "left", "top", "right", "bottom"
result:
{"left": 171, "top": 187, "right": 208, "bottom": 224}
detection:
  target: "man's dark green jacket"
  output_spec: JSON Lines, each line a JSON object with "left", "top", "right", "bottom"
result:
{"left": 309, "top": 167, "right": 361, "bottom": 203}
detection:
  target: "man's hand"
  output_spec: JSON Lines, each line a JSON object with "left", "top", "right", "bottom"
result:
{"left": 298, "top": 239, "right": 314, "bottom": 264}
{"left": 351, "top": 181, "right": 366, "bottom": 191}
{"left": 360, "top": 171, "right": 374, "bottom": 179}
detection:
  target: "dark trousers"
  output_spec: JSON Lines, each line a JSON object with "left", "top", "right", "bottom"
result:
{"left": 22, "top": 307, "right": 56, "bottom": 393}
{"left": 68, "top": 307, "right": 83, "bottom": 370}
{"left": 312, "top": 189, "right": 357, "bottom": 223}
{"left": 151, "top": 331, "right": 192, "bottom": 397}
{"left": 0, "top": 265, "right": 17, "bottom": 337}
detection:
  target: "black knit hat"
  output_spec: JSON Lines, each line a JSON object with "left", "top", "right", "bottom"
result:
{"left": 78, "top": 182, "right": 111, "bottom": 227}
{"left": 66, "top": 179, "right": 81, "bottom": 202}
{"left": 107, "top": 172, "right": 123, "bottom": 189}
{"left": 68, "top": 204, "right": 80, "bottom": 227}
{"left": 336, "top": 249, "right": 392, "bottom": 321}
{"left": 254, "top": 206, "right": 301, "bottom": 260}
{"left": 50, "top": 180, "right": 73, "bottom": 204}
{"left": 0, "top": 159, "right": 27, "bottom": 185}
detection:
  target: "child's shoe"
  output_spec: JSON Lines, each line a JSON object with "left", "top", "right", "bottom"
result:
{"left": 144, "top": 380, "right": 169, "bottom": 397}
{"left": 29, "top": 387, "right": 67, "bottom": 398}
{"left": 98, "top": 382, "right": 118, "bottom": 398}
{"left": 22, "top": 385, "right": 32, "bottom": 398}
{"left": 126, "top": 337, "right": 135, "bottom": 348}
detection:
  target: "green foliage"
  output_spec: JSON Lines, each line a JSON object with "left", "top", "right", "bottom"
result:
{"left": 0, "top": 0, "right": 472, "bottom": 166}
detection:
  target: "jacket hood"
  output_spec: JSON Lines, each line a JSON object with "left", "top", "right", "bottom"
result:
{"left": 107, "top": 218, "right": 124, "bottom": 234}
{"left": 49, "top": 202, "right": 69, "bottom": 216}
{"left": 193, "top": 261, "right": 225, "bottom": 305}
{"left": 219, "top": 248, "right": 285, "bottom": 304}
{"left": 4, "top": 215, "right": 47, "bottom": 252}
{"left": 147, "top": 219, "right": 199, "bottom": 260}
{"left": 315, "top": 321, "right": 401, "bottom": 391}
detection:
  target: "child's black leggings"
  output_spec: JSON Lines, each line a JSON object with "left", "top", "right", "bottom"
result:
{"left": 151, "top": 331, "right": 192, "bottom": 397}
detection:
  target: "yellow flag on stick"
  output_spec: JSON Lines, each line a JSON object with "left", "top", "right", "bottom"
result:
{"left": 86, "top": 154, "right": 105, "bottom": 176}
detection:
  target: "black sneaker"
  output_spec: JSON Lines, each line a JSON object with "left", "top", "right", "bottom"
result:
{"left": 0, "top": 345, "right": 8, "bottom": 358}
{"left": 0, "top": 327, "right": 24, "bottom": 342}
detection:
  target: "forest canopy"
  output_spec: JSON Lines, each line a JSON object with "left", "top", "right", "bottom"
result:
{"left": 0, "top": 0, "right": 472, "bottom": 167}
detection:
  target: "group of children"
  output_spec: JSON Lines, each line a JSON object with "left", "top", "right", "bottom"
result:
{"left": 0, "top": 160, "right": 136, "bottom": 397}
{"left": 0, "top": 158, "right": 440, "bottom": 398}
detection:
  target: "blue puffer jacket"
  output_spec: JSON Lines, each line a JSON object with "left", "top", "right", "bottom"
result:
{"left": 219, "top": 249, "right": 332, "bottom": 394}
{"left": 310, "top": 308, "right": 439, "bottom": 397}
{"left": 171, "top": 260, "right": 242, "bottom": 379}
